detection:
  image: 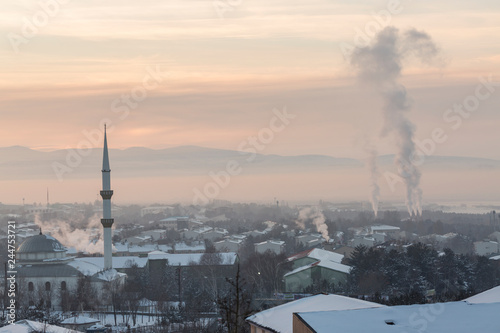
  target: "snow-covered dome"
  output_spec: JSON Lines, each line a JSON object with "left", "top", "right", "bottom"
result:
{"left": 17, "top": 233, "right": 70, "bottom": 263}
{"left": 18, "top": 234, "right": 66, "bottom": 253}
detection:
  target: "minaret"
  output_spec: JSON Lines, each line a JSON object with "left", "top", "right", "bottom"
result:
{"left": 100, "top": 125, "right": 114, "bottom": 270}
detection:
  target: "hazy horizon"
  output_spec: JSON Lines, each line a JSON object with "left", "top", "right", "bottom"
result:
{"left": 1, "top": 1, "right": 499, "bottom": 211}
{"left": 0, "top": 144, "right": 498, "bottom": 207}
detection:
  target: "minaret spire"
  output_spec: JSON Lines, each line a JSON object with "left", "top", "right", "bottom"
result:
{"left": 102, "top": 124, "right": 110, "bottom": 172}
{"left": 100, "top": 124, "right": 114, "bottom": 270}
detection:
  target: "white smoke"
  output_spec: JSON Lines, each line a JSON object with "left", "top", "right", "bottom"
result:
{"left": 35, "top": 214, "right": 105, "bottom": 254}
{"left": 296, "top": 207, "right": 330, "bottom": 242}
{"left": 365, "top": 143, "right": 380, "bottom": 217}
{"left": 351, "top": 27, "right": 440, "bottom": 217}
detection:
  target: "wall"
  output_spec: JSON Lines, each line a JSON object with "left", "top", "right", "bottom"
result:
{"left": 292, "top": 314, "right": 314, "bottom": 333}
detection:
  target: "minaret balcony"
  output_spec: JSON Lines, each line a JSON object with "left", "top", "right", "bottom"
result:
{"left": 101, "top": 218, "right": 114, "bottom": 228}
{"left": 100, "top": 190, "right": 114, "bottom": 199}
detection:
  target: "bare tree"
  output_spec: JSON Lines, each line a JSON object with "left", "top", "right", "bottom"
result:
{"left": 71, "top": 275, "right": 98, "bottom": 312}
{"left": 217, "top": 263, "right": 252, "bottom": 333}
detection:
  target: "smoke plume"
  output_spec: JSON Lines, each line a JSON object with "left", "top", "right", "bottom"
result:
{"left": 351, "top": 27, "right": 440, "bottom": 216}
{"left": 296, "top": 207, "right": 330, "bottom": 241}
{"left": 365, "top": 144, "right": 380, "bottom": 217}
{"left": 35, "top": 214, "right": 105, "bottom": 254}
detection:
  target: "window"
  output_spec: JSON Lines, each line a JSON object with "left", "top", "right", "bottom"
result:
{"left": 45, "top": 281, "right": 51, "bottom": 291}
{"left": 61, "top": 281, "right": 66, "bottom": 291}
{"left": 28, "top": 282, "right": 34, "bottom": 291}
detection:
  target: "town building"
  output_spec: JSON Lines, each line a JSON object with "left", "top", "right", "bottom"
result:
{"left": 292, "top": 301, "right": 500, "bottom": 333}
{"left": 255, "top": 240, "right": 285, "bottom": 255}
{"left": 474, "top": 240, "right": 499, "bottom": 256}
{"left": 215, "top": 238, "right": 244, "bottom": 252}
{"left": 246, "top": 294, "right": 383, "bottom": 333}
{"left": 284, "top": 248, "right": 350, "bottom": 292}
{"left": 13, "top": 232, "right": 126, "bottom": 310}
{"left": 0, "top": 320, "right": 80, "bottom": 333}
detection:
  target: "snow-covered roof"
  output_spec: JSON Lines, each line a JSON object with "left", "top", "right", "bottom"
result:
{"left": 147, "top": 252, "right": 238, "bottom": 266}
{"left": 465, "top": 285, "right": 500, "bottom": 304}
{"left": 114, "top": 243, "right": 173, "bottom": 253}
{"left": 284, "top": 259, "right": 351, "bottom": 277}
{"left": 142, "top": 229, "right": 167, "bottom": 234}
{"left": 96, "top": 269, "right": 126, "bottom": 282}
{"left": 246, "top": 294, "right": 383, "bottom": 333}
{"left": 287, "top": 248, "right": 344, "bottom": 264}
{"left": 67, "top": 259, "right": 103, "bottom": 276}
{"left": 474, "top": 240, "right": 499, "bottom": 245}
{"left": 61, "top": 316, "right": 100, "bottom": 325}
{"left": 208, "top": 228, "right": 228, "bottom": 234}
{"left": 307, "top": 239, "right": 322, "bottom": 245}
{"left": 216, "top": 239, "right": 243, "bottom": 245}
{"left": 174, "top": 241, "right": 205, "bottom": 251}
{"left": 296, "top": 233, "right": 322, "bottom": 240}
{"left": 149, "top": 250, "right": 166, "bottom": 255}
{"left": 0, "top": 320, "right": 80, "bottom": 333}
{"left": 231, "top": 234, "right": 247, "bottom": 240}
{"left": 128, "top": 235, "right": 152, "bottom": 242}
{"left": 75, "top": 256, "right": 148, "bottom": 270}
{"left": 193, "top": 226, "right": 213, "bottom": 234}
{"left": 295, "top": 301, "right": 500, "bottom": 333}
{"left": 370, "top": 225, "right": 401, "bottom": 232}
{"left": 69, "top": 259, "right": 126, "bottom": 281}
{"left": 315, "top": 259, "right": 351, "bottom": 273}
{"left": 160, "top": 216, "right": 189, "bottom": 222}
{"left": 255, "top": 240, "right": 285, "bottom": 246}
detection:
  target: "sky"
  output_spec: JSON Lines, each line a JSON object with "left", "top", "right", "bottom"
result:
{"left": 1, "top": 0, "right": 499, "bottom": 206}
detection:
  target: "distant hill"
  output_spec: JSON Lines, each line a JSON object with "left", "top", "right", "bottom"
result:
{"left": 0, "top": 145, "right": 498, "bottom": 181}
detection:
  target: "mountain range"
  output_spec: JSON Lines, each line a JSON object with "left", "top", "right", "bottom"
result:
{"left": 1, "top": 145, "right": 499, "bottom": 181}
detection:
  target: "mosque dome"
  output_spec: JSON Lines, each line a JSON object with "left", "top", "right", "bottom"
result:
{"left": 18, "top": 234, "right": 66, "bottom": 253}
{"left": 17, "top": 233, "right": 70, "bottom": 264}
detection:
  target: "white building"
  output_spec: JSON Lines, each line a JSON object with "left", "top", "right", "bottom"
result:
{"left": 181, "top": 226, "right": 213, "bottom": 240}
{"left": 123, "top": 235, "right": 153, "bottom": 245}
{"left": 215, "top": 239, "right": 243, "bottom": 252}
{"left": 284, "top": 248, "right": 349, "bottom": 292}
{"left": 293, "top": 301, "right": 500, "bottom": 333}
{"left": 173, "top": 241, "right": 205, "bottom": 253}
{"left": 113, "top": 243, "right": 173, "bottom": 256}
{"left": 158, "top": 216, "right": 190, "bottom": 230}
{"left": 13, "top": 233, "right": 125, "bottom": 310}
{"left": 140, "top": 229, "right": 168, "bottom": 241}
{"left": 254, "top": 240, "right": 285, "bottom": 254}
{"left": 488, "top": 231, "right": 500, "bottom": 243}
{"left": 372, "top": 233, "right": 386, "bottom": 244}
{"left": 474, "top": 240, "right": 499, "bottom": 256}
{"left": 202, "top": 228, "right": 229, "bottom": 241}
{"left": 246, "top": 294, "right": 383, "bottom": 333}
{"left": 247, "top": 230, "right": 269, "bottom": 238}
{"left": 368, "top": 225, "right": 400, "bottom": 237}
{"left": 350, "top": 236, "right": 376, "bottom": 248}
{"left": 296, "top": 234, "right": 323, "bottom": 247}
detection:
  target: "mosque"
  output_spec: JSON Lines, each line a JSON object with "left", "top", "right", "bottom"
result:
{"left": 14, "top": 127, "right": 125, "bottom": 311}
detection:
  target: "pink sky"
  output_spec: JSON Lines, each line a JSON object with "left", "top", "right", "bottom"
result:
{"left": 0, "top": 0, "right": 499, "bottom": 205}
